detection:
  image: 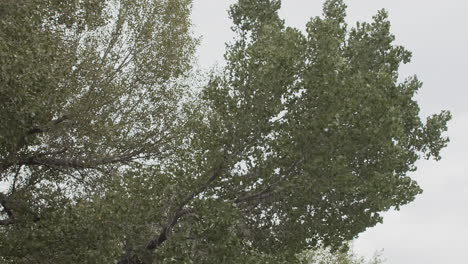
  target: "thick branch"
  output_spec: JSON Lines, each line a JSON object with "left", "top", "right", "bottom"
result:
{"left": 234, "top": 187, "right": 275, "bottom": 204}
{"left": 26, "top": 115, "right": 69, "bottom": 136}
{"left": 117, "top": 157, "right": 226, "bottom": 264}
{"left": 0, "top": 192, "right": 39, "bottom": 225}
{"left": 145, "top": 162, "right": 225, "bottom": 251}
{"left": 116, "top": 208, "right": 194, "bottom": 264}
{"left": 16, "top": 152, "right": 139, "bottom": 169}
{"left": 1, "top": 116, "right": 70, "bottom": 174}
{"left": 233, "top": 158, "right": 304, "bottom": 206}
{"left": 0, "top": 218, "right": 15, "bottom": 225}
{"left": 0, "top": 192, "right": 14, "bottom": 219}
{"left": 144, "top": 208, "right": 194, "bottom": 251}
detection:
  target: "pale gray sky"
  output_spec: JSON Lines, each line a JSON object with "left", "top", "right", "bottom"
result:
{"left": 191, "top": 1, "right": 468, "bottom": 263}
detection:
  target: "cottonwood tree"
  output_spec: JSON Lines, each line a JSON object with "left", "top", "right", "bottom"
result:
{"left": 0, "top": 0, "right": 450, "bottom": 263}
{"left": 299, "top": 246, "right": 385, "bottom": 264}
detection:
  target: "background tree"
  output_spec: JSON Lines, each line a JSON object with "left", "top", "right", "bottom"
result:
{"left": 0, "top": 0, "right": 450, "bottom": 263}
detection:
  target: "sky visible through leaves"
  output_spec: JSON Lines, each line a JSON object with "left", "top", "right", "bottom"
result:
{"left": 191, "top": 1, "right": 468, "bottom": 263}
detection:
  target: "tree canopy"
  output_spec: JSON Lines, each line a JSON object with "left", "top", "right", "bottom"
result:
{"left": 0, "top": 0, "right": 450, "bottom": 263}
{"left": 299, "top": 246, "right": 385, "bottom": 264}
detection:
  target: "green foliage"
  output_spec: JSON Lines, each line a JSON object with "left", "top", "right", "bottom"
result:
{"left": 0, "top": 0, "right": 450, "bottom": 263}
{"left": 299, "top": 246, "right": 386, "bottom": 264}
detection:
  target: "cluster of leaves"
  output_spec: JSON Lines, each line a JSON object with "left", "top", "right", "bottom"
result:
{"left": 299, "top": 246, "right": 385, "bottom": 264}
{"left": 0, "top": 0, "right": 449, "bottom": 263}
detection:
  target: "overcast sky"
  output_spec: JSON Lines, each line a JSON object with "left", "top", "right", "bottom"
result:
{"left": 191, "top": 0, "right": 468, "bottom": 263}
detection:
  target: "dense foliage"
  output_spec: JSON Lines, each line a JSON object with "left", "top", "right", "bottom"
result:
{"left": 0, "top": 0, "right": 449, "bottom": 263}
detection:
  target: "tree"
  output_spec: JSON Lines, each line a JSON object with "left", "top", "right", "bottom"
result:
{"left": 0, "top": 0, "right": 450, "bottom": 263}
{"left": 299, "top": 246, "right": 386, "bottom": 264}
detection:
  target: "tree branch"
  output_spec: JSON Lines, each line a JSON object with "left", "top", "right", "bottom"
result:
{"left": 0, "top": 192, "right": 14, "bottom": 220}
{"left": 26, "top": 115, "right": 69, "bottom": 136}
{"left": 17, "top": 151, "right": 139, "bottom": 169}
{"left": 0, "top": 218, "right": 15, "bottom": 225}
{"left": 233, "top": 157, "right": 304, "bottom": 206}
{"left": 234, "top": 187, "right": 275, "bottom": 204}
{"left": 117, "top": 153, "right": 227, "bottom": 264}
{"left": 0, "top": 192, "right": 40, "bottom": 225}
{"left": 144, "top": 161, "right": 226, "bottom": 251}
